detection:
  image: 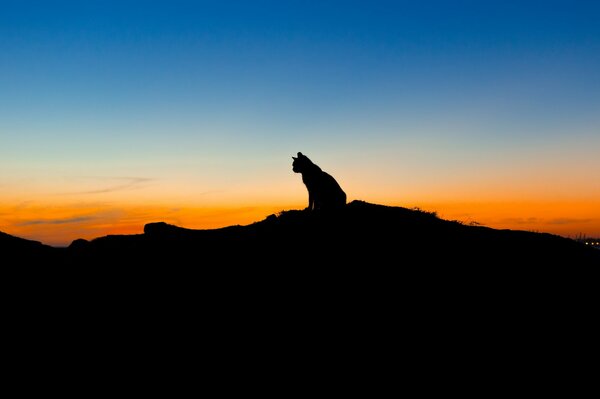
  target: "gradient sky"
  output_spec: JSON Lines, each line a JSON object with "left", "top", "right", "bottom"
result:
{"left": 1, "top": 0, "right": 599, "bottom": 246}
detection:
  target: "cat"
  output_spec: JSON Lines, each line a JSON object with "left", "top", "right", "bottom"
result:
{"left": 292, "top": 152, "right": 346, "bottom": 210}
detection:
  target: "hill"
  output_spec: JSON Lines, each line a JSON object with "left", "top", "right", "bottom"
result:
{"left": 62, "top": 200, "right": 599, "bottom": 265}
{"left": 2, "top": 201, "right": 598, "bottom": 265}
{"left": 0, "top": 230, "right": 59, "bottom": 262}
{"left": 3, "top": 200, "right": 597, "bottom": 332}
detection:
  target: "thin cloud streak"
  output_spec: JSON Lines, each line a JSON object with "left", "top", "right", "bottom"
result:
{"left": 62, "top": 177, "right": 154, "bottom": 195}
{"left": 18, "top": 216, "right": 96, "bottom": 226}
{"left": 499, "top": 217, "right": 594, "bottom": 226}
{"left": 499, "top": 217, "right": 540, "bottom": 225}
{"left": 548, "top": 217, "right": 593, "bottom": 225}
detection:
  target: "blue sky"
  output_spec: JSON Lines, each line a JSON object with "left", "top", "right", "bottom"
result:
{"left": 1, "top": 0, "right": 599, "bottom": 245}
{"left": 3, "top": 1, "right": 598, "bottom": 133}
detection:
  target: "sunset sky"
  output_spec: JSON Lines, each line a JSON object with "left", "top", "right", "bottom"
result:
{"left": 1, "top": 0, "right": 599, "bottom": 246}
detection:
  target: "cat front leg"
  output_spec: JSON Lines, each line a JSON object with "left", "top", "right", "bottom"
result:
{"left": 307, "top": 192, "right": 314, "bottom": 211}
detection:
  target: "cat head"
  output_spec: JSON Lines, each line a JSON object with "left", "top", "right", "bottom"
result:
{"left": 292, "top": 152, "right": 312, "bottom": 173}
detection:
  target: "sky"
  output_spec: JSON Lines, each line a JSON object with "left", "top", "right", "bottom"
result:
{"left": 1, "top": 0, "right": 599, "bottom": 246}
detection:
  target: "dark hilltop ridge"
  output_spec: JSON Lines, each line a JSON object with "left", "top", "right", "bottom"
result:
{"left": 4, "top": 200, "right": 596, "bottom": 358}
{"left": 0, "top": 230, "right": 57, "bottom": 261}
{"left": 2, "top": 200, "right": 598, "bottom": 265}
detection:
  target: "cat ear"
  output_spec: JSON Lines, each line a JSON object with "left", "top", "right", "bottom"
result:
{"left": 292, "top": 156, "right": 297, "bottom": 160}
{"left": 297, "top": 152, "right": 303, "bottom": 157}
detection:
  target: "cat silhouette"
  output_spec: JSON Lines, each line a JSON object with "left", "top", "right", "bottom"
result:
{"left": 292, "top": 152, "right": 346, "bottom": 210}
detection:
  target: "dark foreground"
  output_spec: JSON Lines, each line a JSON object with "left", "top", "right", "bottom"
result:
{"left": 3, "top": 201, "right": 597, "bottom": 365}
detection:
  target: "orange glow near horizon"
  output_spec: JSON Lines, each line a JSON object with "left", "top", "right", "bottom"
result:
{"left": 2, "top": 195, "right": 599, "bottom": 247}
{"left": 0, "top": 200, "right": 298, "bottom": 247}
{"left": 402, "top": 199, "right": 600, "bottom": 238}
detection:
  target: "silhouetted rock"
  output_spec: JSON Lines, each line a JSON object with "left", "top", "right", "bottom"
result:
{"left": 69, "top": 238, "right": 90, "bottom": 250}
